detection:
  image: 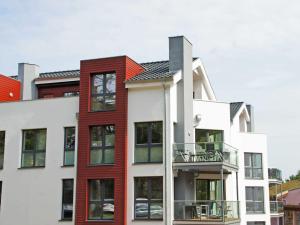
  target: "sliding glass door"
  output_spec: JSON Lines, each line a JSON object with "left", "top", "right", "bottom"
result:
{"left": 196, "top": 180, "right": 223, "bottom": 201}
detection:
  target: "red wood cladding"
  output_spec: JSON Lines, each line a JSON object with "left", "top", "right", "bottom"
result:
{"left": 75, "top": 56, "right": 143, "bottom": 225}
{"left": 37, "top": 82, "right": 80, "bottom": 98}
{"left": 0, "top": 74, "right": 21, "bottom": 102}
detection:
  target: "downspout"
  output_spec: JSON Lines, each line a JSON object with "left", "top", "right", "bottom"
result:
{"left": 162, "top": 79, "right": 168, "bottom": 225}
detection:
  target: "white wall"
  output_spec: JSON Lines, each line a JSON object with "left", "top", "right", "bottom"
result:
{"left": 0, "top": 97, "right": 78, "bottom": 225}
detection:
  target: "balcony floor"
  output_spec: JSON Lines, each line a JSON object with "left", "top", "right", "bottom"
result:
{"left": 173, "top": 218, "right": 240, "bottom": 225}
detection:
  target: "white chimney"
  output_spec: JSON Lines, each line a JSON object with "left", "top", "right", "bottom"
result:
{"left": 18, "top": 63, "right": 39, "bottom": 100}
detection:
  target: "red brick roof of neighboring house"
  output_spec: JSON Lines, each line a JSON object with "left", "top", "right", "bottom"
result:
{"left": 0, "top": 74, "right": 21, "bottom": 102}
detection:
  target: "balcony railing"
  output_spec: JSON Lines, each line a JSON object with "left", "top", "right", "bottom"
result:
{"left": 174, "top": 200, "right": 239, "bottom": 222}
{"left": 270, "top": 201, "right": 284, "bottom": 214}
{"left": 173, "top": 142, "right": 238, "bottom": 167}
{"left": 268, "top": 168, "right": 282, "bottom": 181}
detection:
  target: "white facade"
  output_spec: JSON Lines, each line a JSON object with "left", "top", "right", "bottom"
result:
{"left": 0, "top": 97, "right": 78, "bottom": 225}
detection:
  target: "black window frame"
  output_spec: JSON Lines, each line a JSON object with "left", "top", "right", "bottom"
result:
{"left": 63, "top": 127, "right": 76, "bottom": 166}
{"left": 0, "top": 131, "right": 5, "bottom": 169}
{"left": 134, "top": 121, "right": 163, "bottom": 163}
{"left": 61, "top": 179, "right": 74, "bottom": 221}
{"left": 134, "top": 177, "right": 163, "bottom": 220}
{"left": 90, "top": 72, "right": 116, "bottom": 112}
{"left": 88, "top": 179, "right": 114, "bottom": 221}
{"left": 246, "top": 186, "right": 265, "bottom": 214}
{"left": 90, "top": 125, "right": 115, "bottom": 165}
{"left": 0, "top": 181, "right": 2, "bottom": 209}
{"left": 244, "top": 153, "right": 263, "bottom": 179}
{"left": 21, "top": 129, "right": 47, "bottom": 168}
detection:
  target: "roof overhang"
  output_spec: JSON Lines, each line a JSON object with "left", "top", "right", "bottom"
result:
{"left": 233, "top": 103, "right": 250, "bottom": 122}
{"left": 35, "top": 77, "right": 80, "bottom": 85}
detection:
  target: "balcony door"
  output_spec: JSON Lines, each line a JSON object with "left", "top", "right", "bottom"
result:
{"left": 196, "top": 179, "right": 223, "bottom": 201}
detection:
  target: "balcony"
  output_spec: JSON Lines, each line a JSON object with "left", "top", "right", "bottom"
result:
{"left": 270, "top": 201, "right": 284, "bottom": 215}
{"left": 174, "top": 200, "right": 240, "bottom": 224}
{"left": 173, "top": 142, "right": 238, "bottom": 172}
{"left": 268, "top": 168, "right": 282, "bottom": 183}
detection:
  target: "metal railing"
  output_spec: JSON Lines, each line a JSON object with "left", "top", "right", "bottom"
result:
{"left": 174, "top": 200, "right": 239, "bottom": 222}
{"left": 268, "top": 168, "right": 282, "bottom": 181}
{"left": 173, "top": 142, "right": 238, "bottom": 167}
{"left": 270, "top": 201, "right": 284, "bottom": 214}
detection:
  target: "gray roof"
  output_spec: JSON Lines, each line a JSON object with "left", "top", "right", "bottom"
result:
{"left": 29, "top": 57, "right": 199, "bottom": 82}
{"left": 230, "top": 102, "right": 244, "bottom": 121}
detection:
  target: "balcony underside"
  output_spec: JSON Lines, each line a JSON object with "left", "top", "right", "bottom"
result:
{"left": 173, "top": 162, "right": 238, "bottom": 173}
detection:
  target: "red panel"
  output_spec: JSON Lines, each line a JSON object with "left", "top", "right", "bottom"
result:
{"left": 75, "top": 56, "right": 142, "bottom": 225}
{"left": 37, "top": 82, "right": 80, "bottom": 98}
{"left": 0, "top": 74, "right": 21, "bottom": 102}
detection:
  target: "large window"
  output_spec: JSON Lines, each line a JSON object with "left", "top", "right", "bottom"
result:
{"left": 90, "top": 126, "right": 115, "bottom": 164}
{"left": 135, "top": 122, "right": 163, "bottom": 163}
{"left": 64, "top": 127, "right": 75, "bottom": 166}
{"left": 88, "top": 179, "right": 114, "bottom": 220}
{"left": 21, "top": 129, "right": 47, "bottom": 168}
{"left": 61, "top": 179, "right": 74, "bottom": 220}
{"left": 0, "top": 131, "right": 5, "bottom": 169}
{"left": 91, "top": 73, "right": 116, "bottom": 111}
{"left": 134, "top": 177, "right": 163, "bottom": 220}
{"left": 246, "top": 187, "right": 264, "bottom": 214}
{"left": 244, "top": 153, "right": 263, "bottom": 179}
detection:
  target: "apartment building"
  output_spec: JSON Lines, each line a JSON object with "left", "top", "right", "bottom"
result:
{"left": 0, "top": 36, "right": 271, "bottom": 225}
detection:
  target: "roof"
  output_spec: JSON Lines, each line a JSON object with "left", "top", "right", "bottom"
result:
{"left": 31, "top": 58, "right": 198, "bottom": 82}
{"left": 230, "top": 102, "right": 244, "bottom": 121}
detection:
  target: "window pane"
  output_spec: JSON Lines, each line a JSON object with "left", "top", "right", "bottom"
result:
{"left": 151, "top": 122, "right": 162, "bottom": 144}
{"left": 136, "top": 123, "right": 148, "bottom": 144}
{"left": 24, "top": 130, "right": 35, "bottom": 150}
{"left": 252, "top": 154, "right": 262, "bottom": 168}
{"left": 150, "top": 146, "right": 163, "bottom": 162}
{"left": 64, "top": 151, "right": 74, "bottom": 166}
{"left": 105, "top": 126, "right": 115, "bottom": 146}
{"left": 91, "top": 127, "right": 103, "bottom": 147}
{"left": 91, "top": 96, "right": 105, "bottom": 111}
{"left": 36, "top": 130, "right": 46, "bottom": 151}
{"left": 106, "top": 73, "right": 116, "bottom": 93}
{"left": 0, "top": 153, "right": 3, "bottom": 169}
{"left": 62, "top": 179, "right": 74, "bottom": 220}
{"left": 89, "top": 180, "right": 101, "bottom": 201}
{"left": 103, "top": 202, "right": 114, "bottom": 220}
{"left": 135, "top": 147, "right": 148, "bottom": 163}
{"left": 103, "top": 180, "right": 114, "bottom": 200}
{"left": 89, "top": 203, "right": 102, "bottom": 219}
{"left": 65, "top": 127, "right": 75, "bottom": 150}
{"left": 0, "top": 131, "right": 4, "bottom": 153}
{"left": 135, "top": 178, "right": 148, "bottom": 199}
{"left": 244, "top": 153, "right": 251, "bottom": 167}
{"left": 135, "top": 202, "right": 148, "bottom": 219}
{"left": 150, "top": 202, "right": 163, "bottom": 219}
{"left": 245, "top": 168, "right": 252, "bottom": 178}
{"left": 246, "top": 187, "right": 252, "bottom": 201}
{"left": 104, "top": 95, "right": 116, "bottom": 110}
{"left": 90, "top": 149, "right": 102, "bottom": 164}
{"left": 22, "top": 153, "right": 34, "bottom": 167}
{"left": 104, "top": 149, "right": 114, "bottom": 164}
{"left": 92, "top": 75, "right": 104, "bottom": 94}
{"left": 253, "top": 169, "right": 263, "bottom": 179}
{"left": 35, "top": 152, "right": 45, "bottom": 166}
{"left": 151, "top": 177, "right": 163, "bottom": 200}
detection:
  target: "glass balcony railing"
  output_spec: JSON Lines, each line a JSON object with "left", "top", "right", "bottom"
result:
{"left": 270, "top": 201, "right": 284, "bottom": 214}
{"left": 173, "top": 142, "right": 238, "bottom": 167}
{"left": 174, "top": 200, "right": 239, "bottom": 222}
{"left": 268, "top": 168, "right": 282, "bottom": 181}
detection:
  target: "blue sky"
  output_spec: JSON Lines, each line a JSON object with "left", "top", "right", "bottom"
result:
{"left": 1, "top": 0, "right": 299, "bottom": 178}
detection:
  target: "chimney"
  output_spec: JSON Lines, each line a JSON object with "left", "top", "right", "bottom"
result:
{"left": 169, "top": 36, "right": 194, "bottom": 143}
{"left": 18, "top": 63, "right": 39, "bottom": 100}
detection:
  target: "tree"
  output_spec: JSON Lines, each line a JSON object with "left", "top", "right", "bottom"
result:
{"left": 286, "top": 170, "right": 300, "bottom": 182}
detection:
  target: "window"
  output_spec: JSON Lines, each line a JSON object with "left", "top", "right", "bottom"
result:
{"left": 247, "top": 222, "right": 265, "bottom": 225}
{"left": 64, "top": 127, "right": 75, "bottom": 166}
{"left": 88, "top": 179, "right": 114, "bottom": 220}
{"left": 21, "top": 129, "right": 47, "bottom": 168}
{"left": 134, "top": 177, "right": 163, "bottom": 220}
{"left": 245, "top": 153, "right": 263, "bottom": 179}
{"left": 61, "top": 179, "right": 74, "bottom": 220}
{"left": 91, "top": 73, "right": 116, "bottom": 111}
{"left": 0, "top": 131, "right": 5, "bottom": 169}
{"left": 135, "top": 122, "right": 163, "bottom": 163}
{"left": 64, "top": 92, "right": 79, "bottom": 97}
{"left": 90, "top": 126, "right": 115, "bottom": 164}
{"left": 246, "top": 187, "right": 264, "bottom": 214}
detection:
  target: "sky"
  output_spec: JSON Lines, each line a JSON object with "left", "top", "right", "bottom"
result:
{"left": 0, "top": 0, "right": 299, "bottom": 178}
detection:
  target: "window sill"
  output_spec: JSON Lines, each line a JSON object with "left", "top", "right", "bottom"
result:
{"left": 133, "top": 162, "right": 163, "bottom": 165}
{"left": 18, "top": 166, "right": 45, "bottom": 169}
{"left": 245, "top": 177, "right": 264, "bottom": 180}
{"left": 88, "top": 164, "right": 115, "bottom": 167}
{"left": 246, "top": 212, "right": 265, "bottom": 215}
{"left": 61, "top": 165, "right": 75, "bottom": 168}
{"left": 59, "top": 219, "right": 72, "bottom": 222}
{"left": 89, "top": 109, "right": 116, "bottom": 113}
{"left": 132, "top": 219, "right": 163, "bottom": 221}
{"left": 86, "top": 219, "right": 114, "bottom": 222}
